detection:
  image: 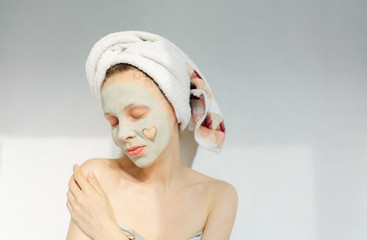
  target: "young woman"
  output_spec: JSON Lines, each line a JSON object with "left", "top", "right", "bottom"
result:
{"left": 66, "top": 31, "right": 237, "bottom": 240}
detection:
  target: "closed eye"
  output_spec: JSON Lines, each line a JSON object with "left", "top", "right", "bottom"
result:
{"left": 104, "top": 114, "right": 119, "bottom": 128}
{"left": 129, "top": 105, "right": 150, "bottom": 119}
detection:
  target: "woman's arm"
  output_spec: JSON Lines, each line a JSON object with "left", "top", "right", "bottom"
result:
{"left": 66, "top": 219, "right": 92, "bottom": 240}
{"left": 66, "top": 163, "right": 129, "bottom": 240}
{"left": 66, "top": 218, "right": 128, "bottom": 240}
{"left": 201, "top": 181, "right": 238, "bottom": 240}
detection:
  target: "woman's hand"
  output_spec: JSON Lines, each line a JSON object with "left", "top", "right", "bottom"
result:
{"left": 66, "top": 164, "right": 125, "bottom": 240}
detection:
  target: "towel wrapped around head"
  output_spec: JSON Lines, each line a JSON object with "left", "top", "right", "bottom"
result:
{"left": 86, "top": 31, "right": 225, "bottom": 154}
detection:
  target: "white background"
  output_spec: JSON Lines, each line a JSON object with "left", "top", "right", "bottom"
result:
{"left": 0, "top": 0, "right": 366, "bottom": 239}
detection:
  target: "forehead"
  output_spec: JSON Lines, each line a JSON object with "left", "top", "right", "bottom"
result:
{"left": 102, "top": 82, "right": 153, "bottom": 103}
{"left": 101, "top": 69, "right": 156, "bottom": 93}
{"left": 101, "top": 69, "right": 172, "bottom": 111}
{"left": 101, "top": 83, "right": 158, "bottom": 113}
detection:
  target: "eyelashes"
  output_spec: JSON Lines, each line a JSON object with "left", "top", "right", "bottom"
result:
{"left": 128, "top": 105, "right": 150, "bottom": 120}
{"left": 130, "top": 108, "right": 148, "bottom": 119}
{"left": 104, "top": 105, "right": 150, "bottom": 127}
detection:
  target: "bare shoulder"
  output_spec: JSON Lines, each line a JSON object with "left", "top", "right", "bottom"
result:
{"left": 191, "top": 172, "right": 238, "bottom": 239}
{"left": 77, "top": 158, "right": 110, "bottom": 178}
{"left": 191, "top": 170, "right": 238, "bottom": 204}
{"left": 216, "top": 180, "right": 237, "bottom": 200}
{"left": 206, "top": 178, "right": 238, "bottom": 210}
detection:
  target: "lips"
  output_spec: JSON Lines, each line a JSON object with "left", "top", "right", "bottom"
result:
{"left": 126, "top": 145, "right": 145, "bottom": 157}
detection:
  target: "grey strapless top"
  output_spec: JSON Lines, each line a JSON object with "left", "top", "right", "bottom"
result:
{"left": 117, "top": 222, "right": 203, "bottom": 240}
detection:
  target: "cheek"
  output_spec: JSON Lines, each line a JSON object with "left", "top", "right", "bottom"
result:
{"left": 154, "top": 115, "right": 171, "bottom": 142}
{"left": 142, "top": 126, "right": 158, "bottom": 142}
{"left": 112, "top": 127, "right": 122, "bottom": 139}
{"left": 165, "top": 106, "right": 178, "bottom": 130}
{"left": 111, "top": 128, "right": 122, "bottom": 147}
{"left": 139, "top": 111, "right": 170, "bottom": 142}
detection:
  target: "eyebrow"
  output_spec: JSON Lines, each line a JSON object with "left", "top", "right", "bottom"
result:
{"left": 104, "top": 104, "right": 149, "bottom": 115}
{"left": 126, "top": 104, "right": 149, "bottom": 109}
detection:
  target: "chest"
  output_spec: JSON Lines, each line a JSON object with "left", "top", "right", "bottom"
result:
{"left": 103, "top": 180, "right": 208, "bottom": 238}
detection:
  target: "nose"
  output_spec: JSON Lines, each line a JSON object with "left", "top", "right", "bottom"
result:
{"left": 122, "top": 135, "right": 135, "bottom": 142}
{"left": 117, "top": 122, "right": 137, "bottom": 142}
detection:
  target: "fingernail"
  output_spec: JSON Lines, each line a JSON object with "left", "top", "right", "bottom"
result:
{"left": 88, "top": 171, "right": 95, "bottom": 178}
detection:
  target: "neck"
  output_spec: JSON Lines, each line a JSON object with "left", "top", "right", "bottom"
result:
{"left": 118, "top": 133, "right": 188, "bottom": 190}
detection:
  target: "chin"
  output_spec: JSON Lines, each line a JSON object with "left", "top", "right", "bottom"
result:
{"left": 132, "top": 157, "right": 156, "bottom": 168}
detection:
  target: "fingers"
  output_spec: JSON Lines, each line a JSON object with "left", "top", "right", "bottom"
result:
{"left": 66, "top": 199, "right": 73, "bottom": 215}
{"left": 68, "top": 175, "right": 82, "bottom": 198}
{"left": 67, "top": 189, "right": 76, "bottom": 206}
{"left": 73, "top": 164, "right": 91, "bottom": 191}
{"left": 87, "top": 171, "right": 103, "bottom": 195}
{"left": 68, "top": 164, "right": 101, "bottom": 199}
{"left": 66, "top": 189, "right": 77, "bottom": 215}
{"left": 66, "top": 164, "right": 105, "bottom": 214}
{"left": 66, "top": 189, "right": 79, "bottom": 221}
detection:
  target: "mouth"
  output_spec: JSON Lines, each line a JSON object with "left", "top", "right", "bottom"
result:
{"left": 126, "top": 145, "right": 146, "bottom": 157}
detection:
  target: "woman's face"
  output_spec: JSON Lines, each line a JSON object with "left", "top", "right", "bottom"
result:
{"left": 101, "top": 70, "right": 176, "bottom": 168}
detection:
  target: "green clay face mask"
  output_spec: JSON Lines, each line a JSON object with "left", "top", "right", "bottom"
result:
{"left": 101, "top": 83, "right": 171, "bottom": 168}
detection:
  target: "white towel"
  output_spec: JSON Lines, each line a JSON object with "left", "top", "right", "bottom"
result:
{"left": 86, "top": 31, "right": 225, "bottom": 153}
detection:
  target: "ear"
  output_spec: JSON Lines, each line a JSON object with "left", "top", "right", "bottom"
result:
{"left": 186, "top": 64, "right": 225, "bottom": 152}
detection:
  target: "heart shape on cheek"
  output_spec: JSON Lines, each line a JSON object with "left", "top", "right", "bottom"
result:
{"left": 142, "top": 126, "right": 157, "bottom": 142}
